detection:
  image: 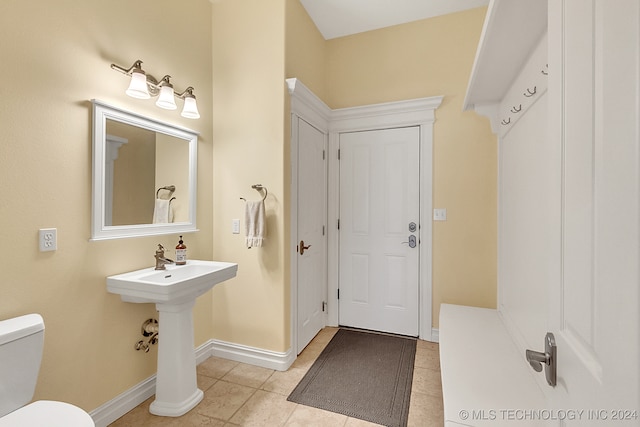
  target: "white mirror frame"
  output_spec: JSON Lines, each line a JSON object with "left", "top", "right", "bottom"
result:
{"left": 91, "top": 99, "right": 198, "bottom": 240}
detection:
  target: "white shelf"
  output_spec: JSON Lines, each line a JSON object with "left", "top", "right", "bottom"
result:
{"left": 463, "top": 0, "right": 547, "bottom": 112}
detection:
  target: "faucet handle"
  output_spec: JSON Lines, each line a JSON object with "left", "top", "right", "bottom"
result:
{"left": 156, "top": 244, "right": 165, "bottom": 256}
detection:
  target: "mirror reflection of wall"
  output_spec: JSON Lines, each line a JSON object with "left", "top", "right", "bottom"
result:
{"left": 155, "top": 133, "right": 190, "bottom": 223}
{"left": 107, "top": 120, "right": 156, "bottom": 226}
{"left": 106, "top": 120, "right": 190, "bottom": 226}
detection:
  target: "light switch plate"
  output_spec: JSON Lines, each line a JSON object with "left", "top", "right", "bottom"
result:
{"left": 433, "top": 208, "right": 447, "bottom": 221}
{"left": 232, "top": 219, "right": 240, "bottom": 234}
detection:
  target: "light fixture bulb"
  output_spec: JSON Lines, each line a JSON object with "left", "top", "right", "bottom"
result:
{"left": 181, "top": 95, "right": 200, "bottom": 119}
{"left": 156, "top": 85, "right": 177, "bottom": 110}
{"left": 125, "top": 70, "right": 151, "bottom": 99}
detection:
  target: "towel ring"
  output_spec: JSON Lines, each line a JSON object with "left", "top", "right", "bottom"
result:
{"left": 157, "top": 185, "right": 176, "bottom": 198}
{"left": 252, "top": 184, "right": 268, "bottom": 201}
{"left": 240, "top": 184, "right": 268, "bottom": 201}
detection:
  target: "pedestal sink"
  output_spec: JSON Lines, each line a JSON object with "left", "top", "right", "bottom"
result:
{"left": 107, "top": 260, "right": 238, "bottom": 417}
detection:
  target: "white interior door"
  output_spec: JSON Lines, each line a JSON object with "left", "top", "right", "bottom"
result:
{"left": 338, "top": 126, "right": 420, "bottom": 336}
{"left": 545, "top": 0, "right": 640, "bottom": 422}
{"left": 296, "top": 117, "right": 327, "bottom": 353}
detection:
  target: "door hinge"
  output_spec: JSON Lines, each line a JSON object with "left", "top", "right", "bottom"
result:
{"left": 323, "top": 150, "right": 326, "bottom": 160}
{"left": 337, "top": 219, "right": 340, "bottom": 230}
{"left": 322, "top": 225, "right": 325, "bottom": 236}
{"left": 337, "top": 289, "right": 340, "bottom": 299}
{"left": 338, "top": 149, "right": 341, "bottom": 160}
{"left": 322, "top": 301, "right": 327, "bottom": 312}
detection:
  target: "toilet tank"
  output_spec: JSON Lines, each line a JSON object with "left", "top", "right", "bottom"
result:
{"left": 0, "top": 314, "right": 44, "bottom": 418}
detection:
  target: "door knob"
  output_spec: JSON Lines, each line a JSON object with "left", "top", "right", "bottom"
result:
{"left": 526, "top": 332, "right": 557, "bottom": 386}
{"left": 401, "top": 235, "right": 417, "bottom": 248}
{"left": 299, "top": 240, "right": 311, "bottom": 255}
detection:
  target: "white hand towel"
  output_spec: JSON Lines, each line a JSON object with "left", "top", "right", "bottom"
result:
{"left": 245, "top": 200, "right": 266, "bottom": 248}
{"left": 152, "top": 199, "right": 173, "bottom": 224}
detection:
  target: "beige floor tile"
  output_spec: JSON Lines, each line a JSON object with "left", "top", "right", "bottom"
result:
{"left": 198, "top": 356, "right": 240, "bottom": 379}
{"left": 108, "top": 397, "right": 155, "bottom": 426}
{"left": 151, "top": 412, "right": 226, "bottom": 427}
{"left": 414, "top": 343, "right": 441, "bottom": 370}
{"left": 411, "top": 366, "right": 443, "bottom": 398}
{"left": 416, "top": 339, "right": 439, "bottom": 351}
{"left": 110, "top": 328, "right": 445, "bottom": 427}
{"left": 261, "top": 366, "right": 308, "bottom": 396}
{"left": 290, "top": 342, "right": 325, "bottom": 370}
{"left": 108, "top": 397, "right": 225, "bottom": 426}
{"left": 284, "top": 404, "right": 348, "bottom": 426}
{"left": 407, "top": 391, "right": 444, "bottom": 427}
{"left": 221, "top": 362, "right": 274, "bottom": 389}
{"left": 195, "top": 380, "right": 256, "bottom": 421}
{"left": 198, "top": 374, "right": 218, "bottom": 392}
{"left": 229, "top": 389, "right": 298, "bottom": 426}
{"left": 312, "top": 327, "right": 339, "bottom": 345}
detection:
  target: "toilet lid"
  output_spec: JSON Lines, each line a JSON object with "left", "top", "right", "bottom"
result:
{"left": 0, "top": 400, "right": 94, "bottom": 427}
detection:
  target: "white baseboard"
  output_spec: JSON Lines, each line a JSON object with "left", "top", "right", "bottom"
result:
{"left": 89, "top": 339, "right": 293, "bottom": 427}
{"left": 431, "top": 328, "right": 440, "bottom": 343}
{"left": 208, "top": 338, "right": 295, "bottom": 372}
{"left": 89, "top": 375, "right": 156, "bottom": 427}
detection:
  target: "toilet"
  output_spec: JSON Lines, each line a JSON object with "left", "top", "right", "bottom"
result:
{"left": 0, "top": 314, "right": 94, "bottom": 426}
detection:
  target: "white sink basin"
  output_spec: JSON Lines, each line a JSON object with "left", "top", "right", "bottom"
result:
{"left": 106, "top": 259, "right": 238, "bottom": 417}
{"left": 107, "top": 260, "right": 237, "bottom": 304}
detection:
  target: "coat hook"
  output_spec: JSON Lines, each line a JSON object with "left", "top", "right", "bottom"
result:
{"left": 501, "top": 118, "right": 511, "bottom": 125}
{"left": 541, "top": 64, "right": 548, "bottom": 75}
{"left": 510, "top": 104, "right": 522, "bottom": 113}
{"left": 524, "top": 86, "right": 537, "bottom": 97}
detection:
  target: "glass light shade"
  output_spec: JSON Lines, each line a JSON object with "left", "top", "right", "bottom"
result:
{"left": 156, "top": 85, "right": 177, "bottom": 110}
{"left": 181, "top": 96, "right": 200, "bottom": 119}
{"left": 125, "top": 71, "right": 151, "bottom": 99}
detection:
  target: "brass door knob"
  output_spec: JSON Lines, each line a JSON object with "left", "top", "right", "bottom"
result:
{"left": 299, "top": 240, "right": 312, "bottom": 255}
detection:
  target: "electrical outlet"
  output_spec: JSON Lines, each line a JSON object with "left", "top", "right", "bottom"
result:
{"left": 39, "top": 228, "right": 57, "bottom": 252}
{"left": 232, "top": 219, "right": 240, "bottom": 234}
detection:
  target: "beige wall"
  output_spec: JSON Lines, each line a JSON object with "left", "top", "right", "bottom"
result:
{"left": 0, "top": 0, "right": 213, "bottom": 412}
{"left": 211, "top": 0, "right": 289, "bottom": 352}
{"left": 285, "top": 0, "right": 328, "bottom": 101}
{"left": 0, "top": 0, "right": 496, "bottom": 416}
{"left": 324, "top": 7, "right": 497, "bottom": 327}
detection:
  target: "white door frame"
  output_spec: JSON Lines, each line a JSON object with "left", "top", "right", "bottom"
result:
{"left": 287, "top": 79, "right": 331, "bottom": 355}
{"left": 287, "top": 77, "right": 443, "bottom": 345}
{"left": 329, "top": 96, "right": 442, "bottom": 342}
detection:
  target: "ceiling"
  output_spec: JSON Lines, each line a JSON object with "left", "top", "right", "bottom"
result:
{"left": 299, "top": 0, "right": 490, "bottom": 40}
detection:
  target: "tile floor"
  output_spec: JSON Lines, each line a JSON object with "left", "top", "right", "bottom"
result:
{"left": 109, "top": 327, "right": 444, "bottom": 426}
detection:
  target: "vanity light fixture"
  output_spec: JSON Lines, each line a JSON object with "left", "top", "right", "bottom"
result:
{"left": 110, "top": 59, "right": 200, "bottom": 119}
{"left": 155, "top": 75, "right": 177, "bottom": 110}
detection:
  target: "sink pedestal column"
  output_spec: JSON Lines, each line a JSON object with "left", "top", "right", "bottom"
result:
{"left": 149, "top": 300, "right": 203, "bottom": 417}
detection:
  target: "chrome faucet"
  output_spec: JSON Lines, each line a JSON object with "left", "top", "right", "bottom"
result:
{"left": 154, "top": 244, "right": 174, "bottom": 270}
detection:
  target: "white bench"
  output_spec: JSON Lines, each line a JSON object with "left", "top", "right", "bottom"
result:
{"left": 439, "top": 304, "right": 546, "bottom": 426}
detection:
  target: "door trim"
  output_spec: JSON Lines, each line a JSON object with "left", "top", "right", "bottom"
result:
{"left": 287, "top": 77, "right": 443, "bottom": 344}
{"left": 329, "top": 96, "right": 442, "bottom": 342}
{"left": 287, "top": 79, "right": 331, "bottom": 355}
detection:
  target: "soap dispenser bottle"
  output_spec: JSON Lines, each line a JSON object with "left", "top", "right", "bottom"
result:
{"left": 175, "top": 236, "right": 187, "bottom": 265}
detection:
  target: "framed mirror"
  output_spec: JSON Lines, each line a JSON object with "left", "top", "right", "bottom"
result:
{"left": 91, "top": 100, "right": 198, "bottom": 240}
